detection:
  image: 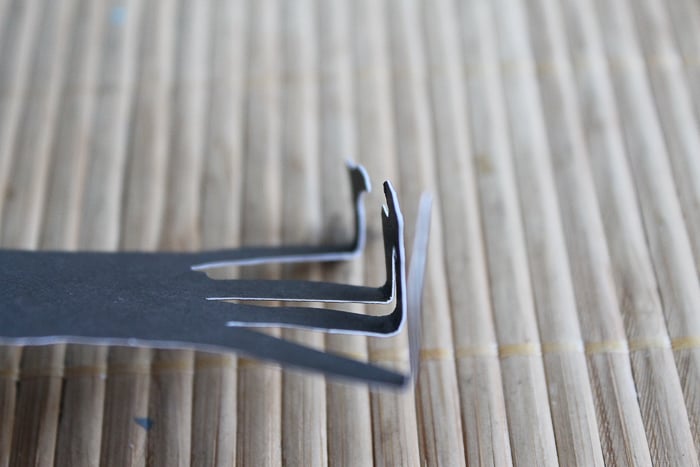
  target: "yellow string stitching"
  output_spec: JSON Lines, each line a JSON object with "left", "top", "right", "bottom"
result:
{"left": 236, "top": 358, "right": 281, "bottom": 370}
{"left": 499, "top": 343, "right": 541, "bottom": 359}
{"left": 542, "top": 341, "right": 585, "bottom": 354}
{"left": 369, "top": 348, "right": 408, "bottom": 363}
{"left": 9, "top": 368, "right": 64, "bottom": 379}
{"left": 150, "top": 360, "right": 195, "bottom": 374}
{"left": 628, "top": 337, "right": 671, "bottom": 352}
{"left": 420, "top": 335, "right": 697, "bottom": 362}
{"left": 6, "top": 334, "right": 700, "bottom": 377}
{"left": 671, "top": 336, "right": 700, "bottom": 351}
{"left": 63, "top": 365, "right": 107, "bottom": 378}
{"left": 0, "top": 369, "right": 19, "bottom": 380}
{"left": 462, "top": 53, "right": 684, "bottom": 81}
{"left": 585, "top": 340, "right": 629, "bottom": 355}
{"left": 107, "top": 363, "right": 151, "bottom": 375}
{"left": 455, "top": 345, "right": 498, "bottom": 359}
{"left": 420, "top": 348, "right": 453, "bottom": 361}
{"left": 194, "top": 355, "right": 236, "bottom": 371}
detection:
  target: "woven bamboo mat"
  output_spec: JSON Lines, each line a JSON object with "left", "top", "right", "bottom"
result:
{"left": 1, "top": 0, "right": 700, "bottom": 465}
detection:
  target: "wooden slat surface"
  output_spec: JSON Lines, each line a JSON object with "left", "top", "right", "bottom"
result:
{"left": 2, "top": 0, "right": 700, "bottom": 465}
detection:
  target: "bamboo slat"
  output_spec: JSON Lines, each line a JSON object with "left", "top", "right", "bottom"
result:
{"left": 526, "top": 0, "right": 651, "bottom": 464}
{"left": 40, "top": 0, "right": 105, "bottom": 252}
{"left": 351, "top": 1, "right": 421, "bottom": 466}
{"left": 386, "top": 1, "right": 466, "bottom": 465}
{"left": 493, "top": 1, "right": 604, "bottom": 464}
{"left": 9, "top": 347, "right": 64, "bottom": 466}
{"left": 2, "top": 0, "right": 700, "bottom": 465}
{"left": 0, "top": 347, "right": 19, "bottom": 467}
{"left": 562, "top": 0, "right": 698, "bottom": 463}
{"left": 40, "top": 2, "right": 106, "bottom": 466}
{"left": 147, "top": 0, "right": 210, "bottom": 464}
{"left": 57, "top": 2, "right": 143, "bottom": 466}
{"left": 100, "top": 347, "right": 152, "bottom": 467}
{"left": 235, "top": 1, "right": 283, "bottom": 465}
{"left": 422, "top": 1, "right": 511, "bottom": 464}
{"left": 592, "top": 1, "right": 700, "bottom": 463}
{"left": 79, "top": 0, "right": 141, "bottom": 251}
{"left": 1, "top": 2, "right": 72, "bottom": 466}
{"left": 0, "top": 0, "right": 72, "bottom": 249}
{"left": 120, "top": 0, "right": 175, "bottom": 252}
{"left": 635, "top": 0, "right": 700, "bottom": 278}
{"left": 98, "top": 1, "right": 169, "bottom": 465}
{"left": 279, "top": 1, "right": 328, "bottom": 464}
{"left": 0, "top": 0, "right": 41, "bottom": 227}
{"left": 630, "top": 0, "right": 700, "bottom": 451}
{"left": 459, "top": 1, "right": 559, "bottom": 464}
{"left": 318, "top": 2, "right": 374, "bottom": 465}
{"left": 189, "top": 0, "right": 246, "bottom": 465}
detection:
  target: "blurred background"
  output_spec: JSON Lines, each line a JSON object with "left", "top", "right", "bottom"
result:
{"left": 1, "top": 0, "right": 700, "bottom": 465}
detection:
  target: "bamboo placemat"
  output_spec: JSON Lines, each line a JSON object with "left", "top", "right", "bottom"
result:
{"left": 2, "top": 0, "right": 700, "bottom": 465}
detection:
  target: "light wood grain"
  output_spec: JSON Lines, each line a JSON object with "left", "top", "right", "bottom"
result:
{"left": 9, "top": 346, "right": 65, "bottom": 467}
{"left": 1, "top": 2, "right": 72, "bottom": 466}
{"left": 0, "top": 346, "right": 20, "bottom": 467}
{"left": 41, "top": 2, "right": 107, "bottom": 465}
{"left": 595, "top": 0, "right": 700, "bottom": 463}
{"left": 54, "top": 1, "right": 143, "bottom": 466}
{"left": 350, "top": 1, "right": 421, "bottom": 466}
{"left": 562, "top": 0, "right": 699, "bottom": 463}
{"left": 423, "top": 0, "right": 513, "bottom": 463}
{"left": 0, "top": 0, "right": 41, "bottom": 229}
{"left": 386, "top": 1, "right": 468, "bottom": 465}
{"left": 100, "top": 347, "right": 152, "bottom": 467}
{"left": 494, "top": 1, "right": 604, "bottom": 464}
{"left": 235, "top": 1, "right": 282, "bottom": 465}
{"left": 79, "top": 0, "right": 141, "bottom": 251}
{"left": 526, "top": 0, "right": 652, "bottom": 463}
{"left": 147, "top": 1, "right": 210, "bottom": 465}
{"left": 0, "top": 0, "right": 72, "bottom": 248}
{"left": 279, "top": 1, "right": 328, "bottom": 465}
{"left": 56, "top": 347, "right": 107, "bottom": 467}
{"left": 99, "top": 1, "right": 171, "bottom": 465}
{"left": 2, "top": 0, "right": 700, "bottom": 464}
{"left": 120, "top": 0, "right": 176, "bottom": 252}
{"left": 459, "top": 1, "right": 559, "bottom": 464}
{"left": 40, "top": 0, "right": 105, "bottom": 251}
{"left": 318, "top": 1, "right": 374, "bottom": 465}
{"left": 629, "top": 0, "right": 700, "bottom": 453}
{"left": 638, "top": 0, "right": 700, "bottom": 280}
{"left": 189, "top": 1, "right": 246, "bottom": 465}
